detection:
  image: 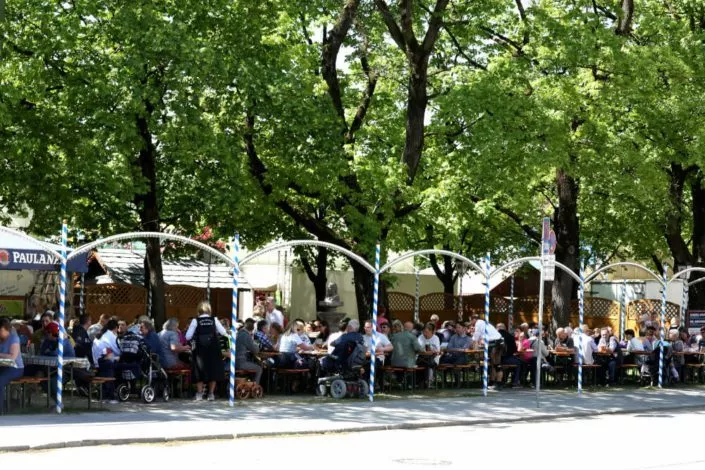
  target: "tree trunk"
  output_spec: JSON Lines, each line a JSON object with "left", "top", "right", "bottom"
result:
{"left": 352, "top": 260, "right": 374, "bottom": 323}
{"left": 403, "top": 54, "right": 429, "bottom": 185}
{"left": 551, "top": 167, "right": 580, "bottom": 331}
{"left": 429, "top": 251, "right": 456, "bottom": 309}
{"left": 689, "top": 173, "right": 705, "bottom": 310}
{"left": 135, "top": 112, "right": 166, "bottom": 328}
{"left": 300, "top": 247, "right": 328, "bottom": 305}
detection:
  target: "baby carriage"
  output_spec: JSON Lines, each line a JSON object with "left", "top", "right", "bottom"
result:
{"left": 316, "top": 338, "right": 369, "bottom": 399}
{"left": 115, "top": 342, "right": 170, "bottom": 403}
{"left": 641, "top": 342, "right": 674, "bottom": 386}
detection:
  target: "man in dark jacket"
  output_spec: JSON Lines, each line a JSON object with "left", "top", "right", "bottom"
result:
{"left": 72, "top": 314, "right": 93, "bottom": 364}
{"left": 236, "top": 318, "right": 262, "bottom": 384}
{"left": 497, "top": 323, "right": 521, "bottom": 388}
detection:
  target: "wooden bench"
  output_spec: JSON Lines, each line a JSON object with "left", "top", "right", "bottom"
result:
{"left": 273, "top": 369, "right": 309, "bottom": 394}
{"left": 167, "top": 368, "right": 192, "bottom": 398}
{"left": 573, "top": 363, "right": 600, "bottom": 386}
{"left": 86, "top": 377, "right": 115, "bottom": 409}
{"left": 6, "top": 377, "right": 47, "bottom": 412}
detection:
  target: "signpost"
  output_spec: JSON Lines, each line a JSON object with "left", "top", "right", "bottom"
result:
{"left": 541, "top": 217, "right": 556, "bottom": 282}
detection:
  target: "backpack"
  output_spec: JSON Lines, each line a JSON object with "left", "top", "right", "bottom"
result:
{"left": 345, "top": 339, "right": 367, "bottom": 371}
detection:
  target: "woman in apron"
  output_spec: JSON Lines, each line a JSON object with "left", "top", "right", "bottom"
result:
{"left": 185, "top": 302, "right": 227, "bottom": 400}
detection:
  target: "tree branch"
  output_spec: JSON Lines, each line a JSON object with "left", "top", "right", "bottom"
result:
{"left": 373, "top": 0, "right": 407, "bottom": 50}
{"left": 443, "top": 24, "right": 487, "bottom": 70}
{"left": 243, "top": 110, "right": 352, "bottom": 250}
{"left": 322, "top": 0, "right": 359, "bottom": 128}
{"left": 616, "top": 0, "right": 634, "bottom": 36}
{"left": 514, "top": 0, "right": 530, "bottom": 45}
{"left": 345, "top": 54, "right": 377, "bottom": 143}
{"left": 421, "top": 0, "right": 450, "bottom": 53}
{"left": 469, "top": 194, "right": 541, "bottom": 243}
{"left": 479, "top": 25, "right": 524, "bottom": 54}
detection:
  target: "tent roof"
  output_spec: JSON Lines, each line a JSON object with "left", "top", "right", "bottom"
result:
{"left": 90, "top": 248, "right": 250, "bottom": 289}
{"left": 0, "top": 231, "right": 88, "bottom": 272}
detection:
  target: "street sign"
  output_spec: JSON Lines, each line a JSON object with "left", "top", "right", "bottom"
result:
{"left": 542, "top": 254, "right": 556, "bottom": 282}
{"left": 541, "top": 217, "right": 551, "bottom": 255}
{"left": 548, "top": 230, "right": 556, "bottom": 254}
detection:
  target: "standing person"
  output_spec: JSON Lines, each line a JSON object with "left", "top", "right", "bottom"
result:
{"left": 236, "top": 319, "right": 262, "bottom": 385}
{"left": 265, "top": 297, "right": 285, "bottom": 328}
{"left": 472, "top": 316, "right": 505, "bottom": 388}
{"left": 0, "top": 317, "right": 24, "bottom": 412}
{"left": 185, "top": 301, "right": 228, "bottom": 401}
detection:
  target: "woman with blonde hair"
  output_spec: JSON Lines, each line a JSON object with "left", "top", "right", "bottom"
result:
{"left": 185, "top": 301, "right": 227, "bottom": 401}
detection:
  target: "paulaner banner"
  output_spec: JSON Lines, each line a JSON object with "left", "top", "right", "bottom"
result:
{"left": 0, "top": 232, "right": 88, "bottom": 273}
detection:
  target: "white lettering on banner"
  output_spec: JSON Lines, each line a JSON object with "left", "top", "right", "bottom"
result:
{"left": 12, "top": 251, "right": 59, "bottom": 265}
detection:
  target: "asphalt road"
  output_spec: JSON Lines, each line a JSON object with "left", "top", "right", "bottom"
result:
{"left": 4, "top": 409, "right": 705, "bottom": 468}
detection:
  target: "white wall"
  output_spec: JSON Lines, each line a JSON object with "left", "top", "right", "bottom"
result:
{"left": 287, "top": 269, "right": 447, "bottom": 321}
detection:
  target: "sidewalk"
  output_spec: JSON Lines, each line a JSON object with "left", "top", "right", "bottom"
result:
{"left": 2, "top": 388, "right": 705, "bottom": 452}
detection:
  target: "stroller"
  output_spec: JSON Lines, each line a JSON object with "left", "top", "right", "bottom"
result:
{"left": 641, "top": 342, "right": 674, "bottom": 386}
{"left": 316, "top": 338, "right": 369, "bottom": 399}
{"left": 115, "top": 342, "right": 170, "bottom": 403}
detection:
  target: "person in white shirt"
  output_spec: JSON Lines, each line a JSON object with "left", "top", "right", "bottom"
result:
{"left": 278, "top": 320, "right": 313, "bottom": 368}
{"left": 265, "top": 297, "right": 285, "bottom": 328}
{"left": 573, "top": 324, "right": 596, "bottom": 366}
{"left": 417, "top": 323, "right": 441, "bottom": 387}
{"left": 91, "top": 319, "right": 121, "bottom": 403}
{"left": 363, "top": 320, "right": 393, "bottom": 390}
{"left": 471, "top": 316, "right": 505, "bottom": 388}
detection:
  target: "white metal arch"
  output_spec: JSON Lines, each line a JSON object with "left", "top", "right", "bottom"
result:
{"left": 240, "top": 240, "right": 376, "bottom": 273}
{"left": 489, "top": 256, "right": 582, "bottom": 284}
{"left": 668, "top": 267, "right": 705, "bottom": 286}
{"left": 380, "top": 249, "right": 483, "bottom": 275}
{"left": 67, "top": 231, "right": 234, "bottom": 266}
{"left": 584, "top": 262, "right": 664, "bottom": 285}
{"left": 0, "top": 225, "right": 64, "bottom": 260}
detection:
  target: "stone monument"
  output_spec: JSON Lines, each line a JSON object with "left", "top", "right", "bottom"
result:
{"left": 317, "top": 281, "right": 345, "bottom": 327}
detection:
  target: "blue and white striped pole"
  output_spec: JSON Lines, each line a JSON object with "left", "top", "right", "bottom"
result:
{"left": 229, "top": 234, "right": 240, "bottom": 407}
{"left": 79, "top": 273, "right": 85, "bottom": 315}
{"left": 578, "top": 268, "right": 585, "bottom": 396}
{"left": 620, "top": 280, "right": 627, "bottom": 340}
{"left": 508, "top": 274, "right": 514, "bottom": 329}
{"left": 414, "top": 268, "right": 420, "bottom": 323}
{"left": 56, "top": 221, "right": 68, "bottom": 413}
{"left": 681, "top": 281, "right": 689, "bottom": 327}
{"left": 369, "top": 243, "right": 380, "bottom": 402}
{"left": 483, "top": 254, "right": 491, "bottom": 397}
{"left": 658, "top": 265, "right": 667, "bottom": 388}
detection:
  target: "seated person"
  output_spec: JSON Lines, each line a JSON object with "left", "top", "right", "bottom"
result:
{"left": 254, "top": 320, "right": 276, "bottom": 352}
{"left": 235, "top": 319, "right": 262, "bottom": 384}
{"left": 624, "top": 329, "right": 644, "bottom": 365}
{"left": 321, "top": 320, "right": 364, "bottom": 374}
{"left": 596, "top": 328, "right": 621, "bottom": 386}
{"left": 417, "top": 322, "right": 440, "bottom": 386}
{"left": 440, "top": 322, "right": 472, "bottom": 365}
{"left": 159, "top": 318, "right": 191, "bottom": 369}
{"left": 278, "top": 321, "right": 313, "bottom": 369}
{"left": 139, "top": 320, "right": 167, "bottom": 367}
{"left": 362, "top": 320, "right": 393, "bottom": 387}
{"left": 390, "top": 320, "right": 422, "bottom": 368}
{"left": 497, "top": 323, "right": 521, "bottom": 387}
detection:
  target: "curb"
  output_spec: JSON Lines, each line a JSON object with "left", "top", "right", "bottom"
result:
{"left": 3, "top": 403, "right": 704, "bottom": 453}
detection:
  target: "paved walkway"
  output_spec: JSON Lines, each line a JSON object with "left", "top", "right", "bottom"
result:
{"left": 1, "top": 388, "right": 704, "bottom": 452}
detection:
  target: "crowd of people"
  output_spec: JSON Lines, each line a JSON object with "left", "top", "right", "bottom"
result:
{"left": 3, "top": 299, "right": 705, "bottom": 409}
